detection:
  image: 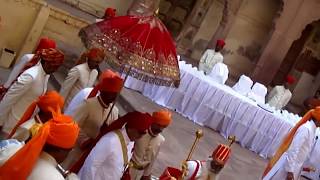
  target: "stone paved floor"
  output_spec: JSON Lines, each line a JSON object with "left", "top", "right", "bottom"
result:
{"left": 120, "top": 88, "right": 268, "bottom": 179}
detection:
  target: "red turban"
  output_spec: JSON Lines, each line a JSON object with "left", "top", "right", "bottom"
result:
{"left": 216, "top": 39, "right": 225, "bottom": 48}
{"left": 104, "top": 8, "right": 116, "bottom": 18}
{"left": 152, "top": 109, "right": 172, "bottom": 127}
{"left": 0, "top": 109, "right": 79, "bottom": 180}
{"left": 39, "top": 48, "right": 64, "bottom": 65}
{"left": 88, "top": 69, "right": 124, "bottom": 98}
{"left": 8, "top": 91, "right": 65, "bottom": 138}
{"left": 285, "top": 75, "right": 295, "bottom": 84}
{"left": 34, "top": 37, "right": 56, "bottom": 53}
{"left": 87, "top": 48, "right": 105, "bottom": 60}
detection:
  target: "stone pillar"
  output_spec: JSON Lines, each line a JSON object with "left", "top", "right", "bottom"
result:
{"left": 176, "top": 0, "right": 213, "bottom": 55}
{"left": 15, "top": 4, "right": 50, "bottom": 63}
{"left": 251, "top": 0, "right": 320, "bottom": 85}
{"left": 207, "top": 0, "right": 243, "bottom": 49}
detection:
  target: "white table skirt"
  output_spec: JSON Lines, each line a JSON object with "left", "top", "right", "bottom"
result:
{"left": 124, "top": 61, "right": 296, "bottom": 159}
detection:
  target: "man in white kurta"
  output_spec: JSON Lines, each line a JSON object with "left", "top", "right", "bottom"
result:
{"left": 267, "top": 75, "right": 295, "bottom": 110}
{"left": 60, "top": 48, "right": 105, "bottom": 107}
{"left": 62, "top": 69, "right": 122, "bottom": 169}
{"left": 301, "top": 129, "right": 320, "bottom": 180}
{"left": 0, "top": 48, "right": 64, "bottom": 134}
{"left": 78, "top": 111, "right": 153, "bottom": 180}
{"left": 198, "top": 40, "right": 225, "bottom": 74}
{"left": 1, "top": 37, "right": 56, "bottom": 90}
{"left": 129, "top": 109, "right": 172, "bottom": 180}
{"left": 263, "top": 118, "right": 319, "bottom": 180}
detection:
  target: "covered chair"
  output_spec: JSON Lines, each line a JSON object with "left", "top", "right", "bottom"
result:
{"left": 207, "top": 63, "right": 229, "bottom": 85}
{"left": 247, "top": 82, "right": 267, "bottom": 104}
{"left": 232, "top": 75, "right": 253, "bottom": 96}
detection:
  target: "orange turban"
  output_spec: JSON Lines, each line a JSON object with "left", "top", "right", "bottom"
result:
{"left": 0, "top": 109, "right": 79, "bottom": 180}
{"left": 87, "top": 48, "right": 105, "bottom": 61}
{"left": 152, "top": 109, "right": 172, "bottom": 127}
{"left": 8, "top": 91, "right": 64, "bottom": 138}
{"left": 88, "top": 69, "right": 124, "bottom": 98}
{"left": 263, "top": 106, "right": 320, "bottom": 177}
{"left": 34, "top": 37, "right": 56, "bottom": 53}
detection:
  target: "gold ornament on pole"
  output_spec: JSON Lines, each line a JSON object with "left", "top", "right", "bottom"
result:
{"left": 181, "top": 129, "right": 204, "bottom": 179}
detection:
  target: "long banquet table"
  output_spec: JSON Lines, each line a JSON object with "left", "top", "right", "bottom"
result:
{"left": 124, "top": 61, "right": 297, "bottom": 159}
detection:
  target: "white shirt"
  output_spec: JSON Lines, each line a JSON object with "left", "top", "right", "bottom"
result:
{"left": 78, "top": 128, "right": 134, "bottom": 180}
{"left": 301, "top": 128, "right": 320, "bottom": 180}
{"left": 0, "top": 63, "right": 49, "bottom": 133}
{"left": 0, "top": 140, "right": 79, "bottom": 180}
{"left": 131, "top": 133, "right": 165, "bottom": 176}
{"left": 267, "top": 85, "right": 292, "bottom": 110}
{"left": 4, "top": 54, "right": 34, "bottom": 88}
{"left": 60, "top": 63, "right": 98, "bottom": 107}
{"left": 198, "top": 49, "right": 223, "bottom": 74}
{"left": 29, "top": 152, "right": 79, "bottom": 180}
{"left": 263, "top": 120, "right": 317, "bottom": 180}
{"left": 64, "top": 87, "right": 93, "bottom": 116}
{"left": 72, "top": 96, "right": 119, "bottom": 144}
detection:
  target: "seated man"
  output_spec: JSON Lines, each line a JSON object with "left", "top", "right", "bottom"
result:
{"left": 267, "top": 75, "right": 295, "bottom": 110}
{"left": 198, "top": 40, "right": 225, "bottom": 75}
{"left": 0, "top": 107, "right": 80, "bottom": 180}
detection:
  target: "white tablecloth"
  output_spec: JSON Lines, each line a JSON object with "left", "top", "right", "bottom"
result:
{"left": 124, "top": 61, "right": 297, "bottom": 159}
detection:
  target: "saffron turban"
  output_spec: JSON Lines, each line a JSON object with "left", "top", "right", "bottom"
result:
{"left": 263, "top": 106, "right": 320, "bottom": 177}
{"left": 88, "top": 69, "right": 124, "bottom": 98}
{"left": 0, "top": 109, "right": 79, "bottom": 180}
{"left": 8, "top": 91, "right": 64, "bottom": 138}
{"left": 152, "top": 109, "right": 172, "bottom": 127}
{"left": 34, "top": 37, "right": 56, "bottom": 53}
{"left": 216, "top": 39, "right": 226, "bottom": 48}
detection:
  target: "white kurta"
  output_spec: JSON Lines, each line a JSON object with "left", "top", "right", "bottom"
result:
{"left": 263, "top": 120, "right": 317, "bottom": 180}
{"left": 78, "top": 128, "right": 134, "bottom": 180}
{"left": 267, "top": 85, "right": 292, "bottom": 110}
{"left": 3, "top": 54, "right": 34, "bottom": 88}
{"left": 62, "top": 97, "right": 118, "bottom": 168}
{"left": 64, "top": 87, "right": 93, "bottom": 116}
{"left": 0, "top": 140, "right": 78, "bottom": 180}
{"left": 198, "top": 49, "right": 223, "bottom": 74}
{"left": 60, "top": 63, "right": 98, "bottom": 108}
{"left": 130, "top": 133, "right": 165, "bottom": 179}
{"left": 0, "top": 63, "right": 49, "bottom": 133}
{"left": 301, "top": 129, "right": 320, "bottom": 180}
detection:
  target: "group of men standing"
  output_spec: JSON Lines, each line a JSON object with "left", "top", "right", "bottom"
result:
{"left": 0, "top": 37, "right": 174, "bottom": 180}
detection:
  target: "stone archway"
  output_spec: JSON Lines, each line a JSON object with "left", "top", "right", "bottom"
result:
{"left": 252, "top": 0, "right": 320, "bottom": 85}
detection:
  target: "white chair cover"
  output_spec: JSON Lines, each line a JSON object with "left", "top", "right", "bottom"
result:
{"left": 232, "top": 75, "right": 253, "bottom": 95}
{"left": 207, "top": 63, "right": 229, "bottom": 84}
{"left": 247, "top": 82, "right": 267, "bottom": 104}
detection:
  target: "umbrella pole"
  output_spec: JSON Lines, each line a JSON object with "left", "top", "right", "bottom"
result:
{"left": 105, "top": 66, "right": 132, "bottom": 122}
